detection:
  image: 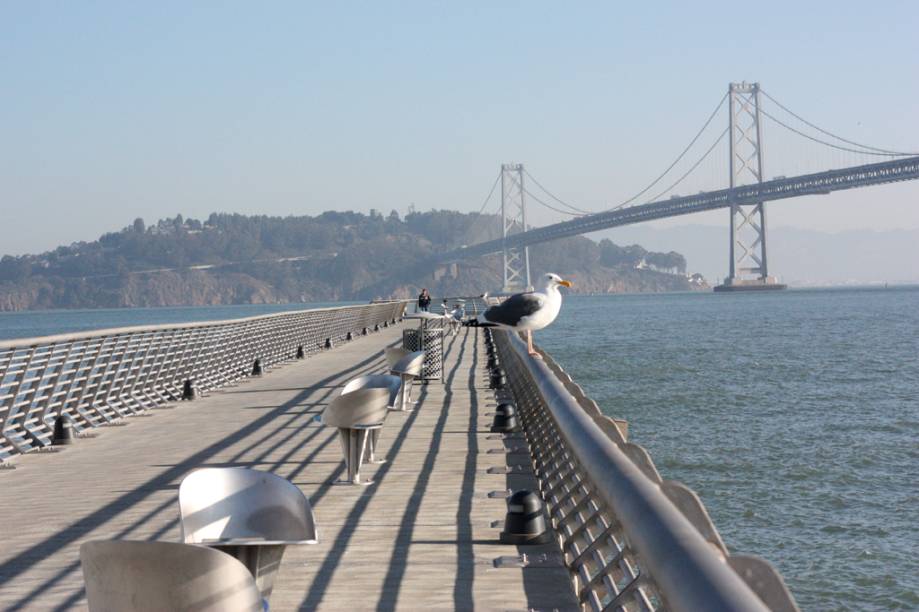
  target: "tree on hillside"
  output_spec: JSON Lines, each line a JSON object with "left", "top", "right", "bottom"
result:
{"left": 0, "top": 210, "right": 694, "bottom": 310}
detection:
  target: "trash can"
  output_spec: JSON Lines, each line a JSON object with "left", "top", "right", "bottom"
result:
{"left": 402, "top": 314, "right": 445, "bottom": 382}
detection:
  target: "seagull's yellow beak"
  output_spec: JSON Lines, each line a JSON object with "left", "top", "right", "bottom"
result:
{"left": 557, "top": 279, "right": 572, "bottom": 287}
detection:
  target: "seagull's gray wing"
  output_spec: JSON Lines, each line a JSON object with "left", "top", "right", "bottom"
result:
{"left": 482, "top": 292, "right": 546, "bottom": 327}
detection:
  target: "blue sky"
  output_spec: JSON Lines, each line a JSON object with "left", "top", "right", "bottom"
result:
{"left": 2, "top": 1, "right": 918, "bottom": 255}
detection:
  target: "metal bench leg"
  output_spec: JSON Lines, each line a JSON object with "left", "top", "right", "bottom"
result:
{"left": 368, "top": 429, "right": 386, "bottom": 464}
{"left": 349, "top": 429, "right": 373, "bottom": 485}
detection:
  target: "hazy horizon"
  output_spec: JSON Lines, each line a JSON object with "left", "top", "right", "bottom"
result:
{"left": 603, "top": 223, "right": 919, "bottom": 285}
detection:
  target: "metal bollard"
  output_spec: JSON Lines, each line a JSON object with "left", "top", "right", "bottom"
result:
{"left": 182, "top": 379, "right": 196, "bottom": 400}
{"left": 491, "top": 405, "right": 519, "bottom": 433}
{"left": 490, "top": 369, "right": 507, "bottom": 390}
{"left": 500, "top": 490, "right": 552, "bottom": 544}
{"left": 52, "top": 415, "right": 74, "bottom": 446}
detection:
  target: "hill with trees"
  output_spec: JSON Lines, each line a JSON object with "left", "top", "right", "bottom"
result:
{"left": 0, "top": 210, "right": 702, "bottom": 311}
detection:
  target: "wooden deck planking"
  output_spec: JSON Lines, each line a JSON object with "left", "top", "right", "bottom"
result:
{"left": 0, "top": 325, "right": 577, "bottom": 611}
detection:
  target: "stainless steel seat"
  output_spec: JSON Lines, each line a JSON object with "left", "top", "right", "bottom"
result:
{"left": 341, "top": 374, "right": 402, "bottom": 464}
{"left": 384, "top": 346, "right": 411, "bottom": 370}
{"left": 390, "top": 350, "right": 425, "bottom": 411}
{"left": 322, "top": 387, "right": 391, "bottom": 485}
{"left": 178, "top": 467, "right": 318, "bottom": 603}
{"left": 80, "top": 540, "right": 263, "bottom": 612}
{"left": 447, "top": 307, "right": 463, "bottom": 335}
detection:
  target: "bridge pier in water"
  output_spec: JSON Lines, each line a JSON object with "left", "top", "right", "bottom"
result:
{"left": 718, "top": 82, "right": 786, "bottom": 292}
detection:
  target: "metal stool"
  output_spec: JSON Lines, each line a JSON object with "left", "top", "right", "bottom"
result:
{"left": 384, "top": 346, "right": 411, "bottom": 370}
{"left": 178, "top": 467, "right": 318, "bottom": 604}
{"left": 322, "top": 387, "right": 391, "bottom": 485}
{"left": 341, "top": 374, "right": 401, "bottom": 464}
{"left": 390, "top": 351, "right": 425, "bottom": 411}
{"left": 80, "top": 540, "right": 262, "bottom": 612}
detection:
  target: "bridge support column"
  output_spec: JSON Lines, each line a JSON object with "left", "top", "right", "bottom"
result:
{"left": 501, "top": 163, "right": 532, "bottom": 293}
{"left": 717, "top": 82, "right": 785, "bottom": 292}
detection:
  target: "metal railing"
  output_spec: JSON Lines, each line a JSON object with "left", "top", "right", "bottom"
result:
{"left": 424, "top": 296, "right": 489, "bottom": 316}
{"left": 0, "top": 302, "right": 408, "bottom": 462}
{"left": 495, "top": 330, "right": 799, "bottom": 612}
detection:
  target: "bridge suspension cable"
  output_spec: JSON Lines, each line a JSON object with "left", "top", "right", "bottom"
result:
{"left": 522, "top": 169, "right": 592, "bottom": 215}
{"left": 474, "top": 170, "right": 502, "bottom": 216}
{"left": 520, "top": 91, "right": 730, "bottom": 219}
{"left": 605, "top": 91, "right": 729, "bottom": 212}
{"left": 761, "top": 107, "right": 919, "bottom": 157}
{"left": 462, "top": 169, "right": 503, "bottom": 246}
{"left": 521, "top": 186, "right": 586, "bottom": 216}
{"left": 476, "top": 84, "right": 919, "bottom": 243}
{"left": 644, "top": 127, "right": 729, "bottom": 204}
{"left": 760, "top": 89, "right": 919, "bottom": 157}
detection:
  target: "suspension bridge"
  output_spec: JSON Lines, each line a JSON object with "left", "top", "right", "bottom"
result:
{"left": 10, "top": 80, "right": 914, "bottom": 612}
{"left": 437, "top": 82, "right": 919, "bottom": 292}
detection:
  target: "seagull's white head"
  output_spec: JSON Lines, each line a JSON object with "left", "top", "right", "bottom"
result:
{"left": 542, "top": 273, "right": 572, "bottom": 289}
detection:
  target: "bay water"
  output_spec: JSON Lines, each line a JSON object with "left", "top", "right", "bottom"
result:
{"left": 0, "top": 301, "right": 360, "bottom": 342}
{"left": 538, "top": 287, "right": 919, "bottom": 611}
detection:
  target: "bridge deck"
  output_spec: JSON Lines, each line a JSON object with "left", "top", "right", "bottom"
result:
{"left": 0, "top": 324, "right": 577, "bottom": 610}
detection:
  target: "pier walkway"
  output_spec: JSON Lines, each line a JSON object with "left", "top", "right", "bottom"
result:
{"left": 0, "top": 324, "right": 578, "bottom": 610}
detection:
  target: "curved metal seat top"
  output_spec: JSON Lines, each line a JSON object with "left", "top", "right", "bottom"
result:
{"left": 392, "top": 351, "right": 425, "bottom": 377}
{"left": 404, "top": 312, "right": 444, "bottom": 321}
{"left": 179, "top": 467, "right": 318, "bottom": 545}
{"left": 342, "top": 374, "right": 402, "bottom": 408}
{"left": 322, "top": 387, "right": 391, "bottom": 429}
{"left": 80, "top": 540, "right": 262, "bottom": 612}
{"left": 384, "top": 346, "right": 411, "bottom": 370}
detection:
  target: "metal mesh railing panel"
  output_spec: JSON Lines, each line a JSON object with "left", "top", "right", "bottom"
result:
{"left": 0, "top": 301, "right": 408, "bottom": 461}
{"left": 494, "top": 330, "right": 798, "bottom": 612}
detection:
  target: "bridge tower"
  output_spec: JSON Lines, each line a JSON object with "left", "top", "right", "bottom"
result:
{"left": 500, "top": 163, "right": 532, "bottom": 292}
{"left": 717, "top": 82, "right": 785, "bottom": 291}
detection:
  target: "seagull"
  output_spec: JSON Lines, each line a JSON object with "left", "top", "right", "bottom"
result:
{"left": 466, "top": 273, "right": 571, "bottom": 357}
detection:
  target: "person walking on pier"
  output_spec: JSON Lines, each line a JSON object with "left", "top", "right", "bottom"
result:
{"left": 417, "top": 288, "right": 431, "bottom": 312}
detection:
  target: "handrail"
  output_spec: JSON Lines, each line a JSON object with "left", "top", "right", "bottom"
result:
{"left": 496, "top": 330, "right": 798, "bottom": 612}
{"left": 0, "top": 301, "right": 409, "bottom": 461}
{"left": 0, "top": 303, "right": 382, "bottom": 350}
